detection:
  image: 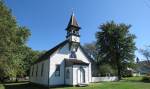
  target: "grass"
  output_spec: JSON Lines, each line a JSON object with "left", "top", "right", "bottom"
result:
{"left": 0, "top": 77, "right": 150, "bottom": 89}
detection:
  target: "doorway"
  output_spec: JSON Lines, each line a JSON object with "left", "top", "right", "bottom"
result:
{"left": 77, "top": 67, "right": 85, "bottom": 84}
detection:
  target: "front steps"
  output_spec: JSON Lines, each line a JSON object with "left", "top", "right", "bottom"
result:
{"left": 77, "top": 83, "right": 88, "bottom": 87}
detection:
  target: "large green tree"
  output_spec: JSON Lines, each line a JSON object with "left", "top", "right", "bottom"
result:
{"left": 23, "top": 49, "right": 46, "bottom": 76}
{"left": 0, "top": 0, "right": 31, "bottom": 81}
{"left": 96, "top": 21, "right": 136, "bottom": 80}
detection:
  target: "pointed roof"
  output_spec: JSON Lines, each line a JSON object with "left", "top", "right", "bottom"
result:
{"left": 33, "top": 40, "right": 68, "bottom": 64}
{"left": 66, "top": 12, "right": 80, "bottom": 30}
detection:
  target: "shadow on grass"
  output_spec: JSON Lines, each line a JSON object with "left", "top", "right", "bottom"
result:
{"left": 3, "top": 82, "right": 76, "bottom": 89}
{"left": 3, "top": 82, "right": 49, "bottom": 89}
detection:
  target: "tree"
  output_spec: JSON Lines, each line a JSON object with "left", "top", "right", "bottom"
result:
{"left": 0, "top": 0, "right": 31, "bottom": 82}
{"left": 0, "top": 1, "right": 46, "bottom": 82}
{"left": 139, "top": 46, "right": 150, "bottom": 61}
{"left": 96, "top": 21, "right": 136, "bottom": 80}
{"left": 136, "top": 57, "right": 140, "bottom": 63}
{"left": 22, "top": 49, "right": 46, "bottom": 76}
{"left": 83, "top": 42, "right": 98, "bottom": 61}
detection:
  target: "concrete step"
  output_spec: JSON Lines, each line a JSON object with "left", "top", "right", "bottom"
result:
{"left": 77, "top": 83, "right": 88, "bottom": 87}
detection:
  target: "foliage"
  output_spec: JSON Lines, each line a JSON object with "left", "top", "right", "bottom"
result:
{"left": 142, "top": 76, "right": 150, "bottom": 82}
{"left": 22, "top": 49, "right": 46, "bottom": 75}
{"left": 99, "top": 64, "right": 116, "bottom": 76}
{"left": 139, "top": 46, "right": 150, "bottom": 61}
{"left": 122, "top": 70, "right": 133, "bottom": 77}
{"left": 83, "top": 42, "right": 97, "bottom": 61}
{"left": 96, "top": 21, "right": 136, "bottom": 80}
{"left": 0, "top": 1, "right": 44, "bottom": 82}
{"left": 0, "top": 0, "right": 30, "bottom": 81}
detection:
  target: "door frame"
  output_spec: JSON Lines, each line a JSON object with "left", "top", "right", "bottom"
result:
{"left": 77, "top": 66, "right": 85, "bottom": 84}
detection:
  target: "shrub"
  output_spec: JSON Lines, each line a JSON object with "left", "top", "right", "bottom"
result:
{"left": 122, "top": 70, "right": 133, "bottom": 77}
{"left": 142, "top": 76, "right": 150, "bottom": 82}
{"left": 147, "top": 73, "right": 150, "bottom": 76}
{"left": 98, "top": 64, "right": 117, "bottom": 76}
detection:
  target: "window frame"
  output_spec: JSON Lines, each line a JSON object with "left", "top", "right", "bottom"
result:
{"left": 32, "top": 66, "right": 34, "bottom": 76}
{"left": 55, "top": 64, "right": 60, "bottom": 77}
{"left": 41, "top": 63, "right": 44, "bottom": 76}
{"left": 36, "top": 65, "right": 38, "bottom": 77}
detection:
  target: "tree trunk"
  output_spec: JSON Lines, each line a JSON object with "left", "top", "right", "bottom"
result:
{"left": 116, "top": 52, "right": 122, "bottom": 80}
{"left": 15, "top": 75, "right": 18, "bottom": 83}
{"left": 117, "top": 64, "right": 121, "bottom": 80}
{"left": 0, "top": 78, "right": 4, "bottom": 83}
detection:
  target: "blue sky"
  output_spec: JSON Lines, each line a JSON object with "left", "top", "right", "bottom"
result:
{"left": 5, "top": 0, "right": 150, "bottom": 60}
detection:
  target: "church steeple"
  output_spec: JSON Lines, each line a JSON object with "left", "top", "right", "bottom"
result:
{"left": 66, "top": 12, "right": 81, "bottom": 51}
{"left": 66, "top": 13, "right": 81, "bottom": 42}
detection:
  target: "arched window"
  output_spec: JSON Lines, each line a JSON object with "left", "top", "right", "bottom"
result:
{"left": 69, "top": 51, "right": 76, "bottom": 58}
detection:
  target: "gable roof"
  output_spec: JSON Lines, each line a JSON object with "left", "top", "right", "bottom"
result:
{"left": 33, "top": 40, "right": 68, "bottom": 64}
{"left": 32, "top": 40, "right": 94, "bottom": 65}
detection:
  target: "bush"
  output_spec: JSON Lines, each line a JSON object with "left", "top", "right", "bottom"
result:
{"left": 147, "top": 73, "right": 150, "bottom": 76}
{"left": 142, "top": 76, "right": 150, "bottom": 82}
{"left": 122, "top": 70, "right": 133, "bottom": 77}
{"left": 99, "top": 64, "right": 117, "bottom": 76}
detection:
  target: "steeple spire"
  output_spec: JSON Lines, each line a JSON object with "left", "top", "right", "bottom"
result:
{"left": 66, "top": 12, "right": 80, "bottom": 30}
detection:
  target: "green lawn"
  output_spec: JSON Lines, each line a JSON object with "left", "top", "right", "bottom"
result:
{"left": 0, "top": 77, "right": 150, "bottom": 89}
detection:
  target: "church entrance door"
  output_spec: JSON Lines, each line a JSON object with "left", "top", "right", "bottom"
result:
{"left": 77, "top": 67, "right": 85, "bottom": 84}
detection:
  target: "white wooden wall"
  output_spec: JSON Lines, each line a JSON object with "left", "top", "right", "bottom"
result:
{"left": 49, "top": 43, "right": 91, "bottom": 85}
{"left": 30, "top": 43, "right": 92, "bottom": 86}
{"left": 30, "top": 59, "right": 49, "bottom": 85}
{"left": 65, "top": 67, "right": 73, "bottom": 85}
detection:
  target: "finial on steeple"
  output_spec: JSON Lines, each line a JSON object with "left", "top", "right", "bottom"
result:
{"left": 71, "top": 8, "right": 75, "bottom": 16}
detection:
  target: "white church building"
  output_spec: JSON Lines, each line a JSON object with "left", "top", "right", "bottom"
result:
{"left": 29, "top": 13, "right": 95, "bottom": 87}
